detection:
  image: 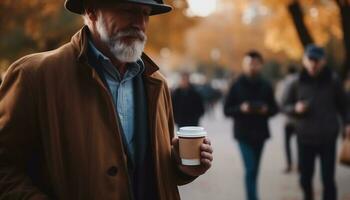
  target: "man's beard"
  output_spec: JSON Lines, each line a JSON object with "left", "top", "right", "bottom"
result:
{"left": 95, "top": 14, "right": 147, "bottom": 63}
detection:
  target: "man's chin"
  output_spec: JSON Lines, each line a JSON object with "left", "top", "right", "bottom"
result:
{"left": 116, "top": 55, "right": 142, "bottom": 63}
{"left": 112, "top": 49, "right": 143, "bottom": 63}
{"left": 108, "top": 40, "right": 145, "bottom": 63}
{"left": 119, "top": 40, "right": 145, "bottom": 48}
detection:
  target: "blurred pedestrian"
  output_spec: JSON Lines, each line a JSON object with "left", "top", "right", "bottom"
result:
{"left": 0, "top": 0, "right": 213, "bottom": 199}
{"left": 282, "top": 44, "right": 350, "bottom": 200}
{"left": 280, "top": 65, "right": 299, "bottom": 173}
{"left": 172, "top": 72, "right": 205, "bottom": 127}
{"left": 224, "top": 50, "right": 278, "bottom": 200}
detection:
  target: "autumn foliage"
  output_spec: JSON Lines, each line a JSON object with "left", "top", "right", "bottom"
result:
{"left": 0, "top": 0, "right": 348, "bottom": 74}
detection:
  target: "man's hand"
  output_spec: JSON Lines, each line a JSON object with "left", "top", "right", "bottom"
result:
{"left": 295, "top": 101, "right": 308, "bottom": 114}
{"left": 240, "top": 102, "right": 251, "bottom": 114}
{"left": 258, "top": 105, "right": 268, "bottom": 115}
{"left": 345, "top": 125, "right": 350, "bottom": 138}
{"left": 172, "top": 137, "right": 213, "bottom": 177}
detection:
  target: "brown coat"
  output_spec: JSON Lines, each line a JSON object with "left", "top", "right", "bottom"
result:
{"left": 0, "top": 27, "right": 195, "bottom": 200}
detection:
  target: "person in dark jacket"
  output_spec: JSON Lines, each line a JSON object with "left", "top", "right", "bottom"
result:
{"left": 172, "top": 72, "right": 205, "bottom": 127}
{"left": 280, "top": 65, "right": 299, "bottom": 173}
{"left": 224, "top": 50, "right": 278, "bottom": 200}
{"left": 282, "top": 44, "right": 350, "bottom": 200}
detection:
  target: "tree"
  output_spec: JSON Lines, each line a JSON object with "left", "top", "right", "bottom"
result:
{"left": 334, "top": 0, "right": 350, "bottom": 77}
{"left": 263, "top": 0, "right": 344, "bottom": 66}
{"left": 0, "top": 0, "right": 80, "bottom": 64}
{"left": 288, "top": 0, "right": 314, "bottom": 47}
{"left": 0, "top": 0, "right": 197, "bottom": 71}
{"left": 285, "top": 0, "right": 350, "bottom": 77}
{"left": 146, "top": 0, "right": 198, "bottom": 56}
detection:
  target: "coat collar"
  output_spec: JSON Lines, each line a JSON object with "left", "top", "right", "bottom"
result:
{"left": 299, "top": 66, "right": 332, "bottom": 83}
{"left": 239, "top": 74, "right": 263, "bottom": 86}
{"left": 70, "top": 26, "right": 160, "bottom": 77}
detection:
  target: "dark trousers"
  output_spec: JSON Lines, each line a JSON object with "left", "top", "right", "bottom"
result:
{"left": 285, "top": 123, "right": 296, "bottom": 168}
{"left": 238, "top": 140, "right": 265, "bottom": 200}
{"left": 298, "top": 140, "right": 337, "bottom": 200}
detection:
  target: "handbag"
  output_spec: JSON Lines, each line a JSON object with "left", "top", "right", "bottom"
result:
{"left": 339, "top": 135, "right": 350, "bottom": 166}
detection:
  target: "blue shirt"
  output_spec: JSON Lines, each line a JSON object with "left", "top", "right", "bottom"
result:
{"left": 87, "top": 39, "right": 145, "bottom": 161}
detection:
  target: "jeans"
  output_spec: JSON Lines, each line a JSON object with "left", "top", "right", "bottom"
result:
{"left": 298, "top": 140, "right": 337, "bottom": 200}
{"left": 238, "top": 140, "right": 265, "bottom": 200}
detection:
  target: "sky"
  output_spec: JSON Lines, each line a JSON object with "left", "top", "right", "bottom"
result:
{"left": 186, "top": 0, "right": 218, "bottom": 17}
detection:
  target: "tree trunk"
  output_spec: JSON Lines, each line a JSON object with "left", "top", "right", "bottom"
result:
{"left": 288, "top": 0, "right": 314, "bottom": 48}
{"left": 335, "top": 0, "right": 350, "bottom": 78}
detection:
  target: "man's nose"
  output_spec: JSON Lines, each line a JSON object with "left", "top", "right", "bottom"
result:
{"left": 132, "top": 13, "right": 148, "bottom": 32}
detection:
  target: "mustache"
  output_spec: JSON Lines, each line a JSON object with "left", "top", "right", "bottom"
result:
{"left": 114, "top": 28, "right": 147, "bottom": 41}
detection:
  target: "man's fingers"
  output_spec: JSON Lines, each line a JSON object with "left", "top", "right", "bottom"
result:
{"left": 201, "top": 143, "right": 213, "bottom": 153}
{"left": 201, "top": 158, "right": 212, "bottom": 168}
{"left": 172, "top": 137, "right": 179, "bottom": 145}
{"left": 204, "top": 138, "right": 211, "bottom": 145}
{"left": 201, "top": 151, "right": 213, "bottom": 161}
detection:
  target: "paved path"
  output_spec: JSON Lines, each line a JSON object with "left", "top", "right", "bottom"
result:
{"left": 179, "top": 103, "right": 350, "bottom": 200}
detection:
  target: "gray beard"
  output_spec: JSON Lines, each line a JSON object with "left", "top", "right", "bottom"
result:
{"left": 96, "top": 15, "right": 147, "bottom": 63}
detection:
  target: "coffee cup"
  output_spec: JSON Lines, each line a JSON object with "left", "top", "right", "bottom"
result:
{"left": 177, "top": 126, "right": 207, "bottom": 166}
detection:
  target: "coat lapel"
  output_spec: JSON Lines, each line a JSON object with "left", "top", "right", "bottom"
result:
{"left": 144, "top": 75, "right": 162, "bottom": 142}
{"left": 141, "top": 53, "right": 162, "bottom": 143}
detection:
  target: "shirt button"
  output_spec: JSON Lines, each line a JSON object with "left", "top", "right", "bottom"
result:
{"left": 107, "top": 166, "right": 118, "bottom": 176}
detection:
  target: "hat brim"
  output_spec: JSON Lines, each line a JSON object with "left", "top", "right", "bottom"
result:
{"left": 65, "top": 0, "right": 172, "bottom": 15}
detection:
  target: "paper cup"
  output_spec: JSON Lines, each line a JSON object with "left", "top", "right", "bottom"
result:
{"left": 177, "top": 126, "right": 207, "bottom": 166}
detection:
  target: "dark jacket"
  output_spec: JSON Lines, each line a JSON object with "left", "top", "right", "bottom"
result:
{"left": 171, "top": 85, "right": 204, "bottom": 127}
{"left": 282, "top": 67, "right": 349, "bottom": 144}
{"left": 224, "top": 75, "right": 278, "bottom": 144}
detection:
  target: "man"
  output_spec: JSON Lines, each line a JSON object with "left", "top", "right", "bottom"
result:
{"left": 172, "top": 72, "right": 205, "bottom": 127}
{"left": 0, "top": 0, "right": 213, "bottom": 199}
{"left": 282, "top": 44, "right": 350, "bottom": 200}
{"left": 223, "top": 50, "right": 278, "bottom": 200}
{"left": 279, "top": 65, "right": 298, "bottom": 173}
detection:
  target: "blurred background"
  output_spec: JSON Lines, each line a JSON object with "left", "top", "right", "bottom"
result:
{"left": 1, "top": 0, "right": 350, "bottom": 199}
{"left": 1, "top": 0, "right": 349, "bottom": 82}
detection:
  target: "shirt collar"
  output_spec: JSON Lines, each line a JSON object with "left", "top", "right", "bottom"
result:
{"left": 87, "top": 37, "right": 145, "bottom": 82}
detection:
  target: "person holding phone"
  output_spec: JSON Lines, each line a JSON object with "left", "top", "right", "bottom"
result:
{"left": 282, "top": 44, "right": 350, "bottom": 200}
{"left": 224, "top": 50, "right": 278, "bottom": 200}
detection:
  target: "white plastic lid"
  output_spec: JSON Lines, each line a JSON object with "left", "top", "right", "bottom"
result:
{"left": 177, "top": 126, "right": 207, "bottom": 138}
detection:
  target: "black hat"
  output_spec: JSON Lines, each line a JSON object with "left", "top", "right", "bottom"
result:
{"left": 65, "top": 0, "right": 172, "bottom": 15}
{"left": 305, "top": 44, "right": 325, "bottom": 60}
